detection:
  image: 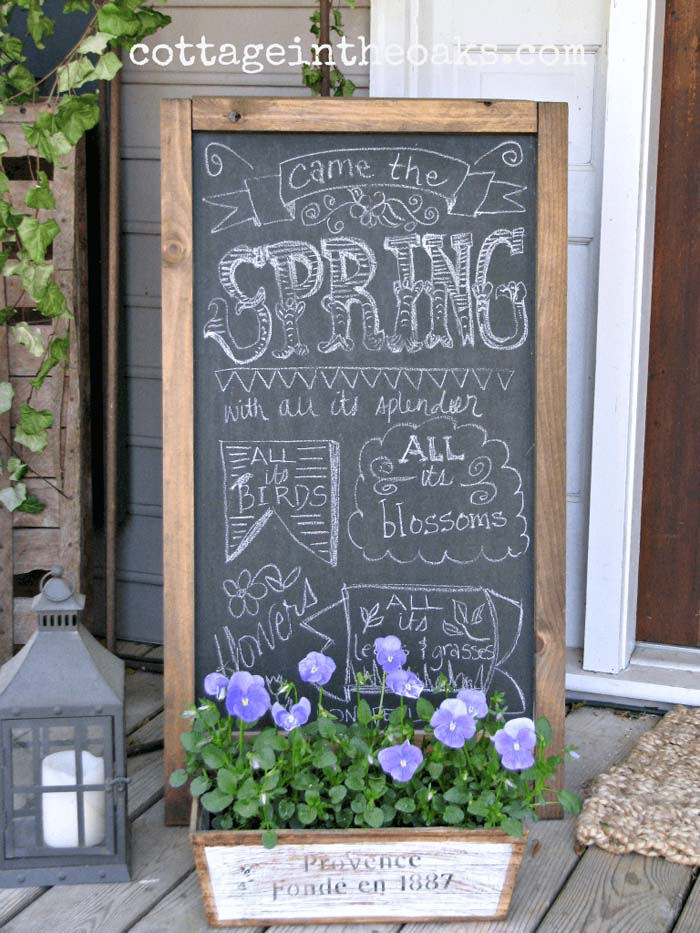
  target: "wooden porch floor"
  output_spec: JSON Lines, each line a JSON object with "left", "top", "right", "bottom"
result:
{"left": 3, "top": 647, "right": 700, "bottom": 933}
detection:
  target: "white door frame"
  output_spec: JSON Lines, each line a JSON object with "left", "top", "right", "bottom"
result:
{"left": 369, "top": 0, "right": 666, "bottom": 677}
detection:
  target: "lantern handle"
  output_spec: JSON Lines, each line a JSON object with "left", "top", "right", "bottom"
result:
{"left": 39, "top": 565, "right": 77, "bottom": 602}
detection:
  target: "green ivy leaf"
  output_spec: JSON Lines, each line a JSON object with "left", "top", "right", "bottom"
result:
{"left": 201, "top": 789, "right": 234, "bottom": 814}
{"left": 0, "top": 308, "right": 14, "bottom": 325}
{"left": 13, "top": 322, "right": 45, "bottom": 357}
{"left": 92, "top": 52, "right": 123, "bottom": 82}
{"left": 16, "top": 493, "right": 45, "bottom": 514}
{"left": 16, "top": 403, "right": 52, "bottom": 453}
{"left": 18, "top": 217, "right": 59, "bottom": 264}
{"left": 26, "top": 171, "right": 55, "bottom": 211}
{"left": 98, "top": 2, "right": 142, "bottom": 38}
{"left": 0, "top": 134, "right": 8, "bottom": 157}
{"left": 78, "top": 32, "right": 112, "bottom": 55}
{"left": 0, "top": 381, "right": 13, "bottom": 416}
{"left": 57, "top": 57, "right": 95, "bottom": 93}
{"left": 168, "top": 768, "right": 188, "bottom": 788}
{"left": 36, "top": 281, "right": 70, "bottom": 319}
{"left": 56, "top": 95, "right": 100, "bottom": 146}
{"left": 7, "top": 457, "right": 27, "bottom": 482}
{"left": 31, "top": 335, "right": 69, "bottom": 389}
{"left": 0, "top": 483, "right": 26, "bottom": 512}
{"left": 8, "top": 64, "right": 35, "bottom": 95}
{"left": 64, "top": 0, "right": 92, "bottom": 12}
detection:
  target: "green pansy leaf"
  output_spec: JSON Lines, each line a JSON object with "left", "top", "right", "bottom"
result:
{"left": 296, "top": 803, "right": 317, "bottom": 825}
{"left": 443, "top": 787, "right": 469, "bottom": 805}
{"left": 189, "top": 775, "right": 211, "bottom": 797}
{"left": 12, "top": 322, "right": 45, "bottom": 357}
{"left": 201, "top": 745, "right": 228, "bottom": 770}
{"left": 0, "top": 483, "right": 26, "bottom": 512}
{"left": 557, "top": 789, "right": 582, "bottom": 815}
{"left": 233, "top": 799, "right": 259, "bottom": 819}
{"left": 262, "top": 830, "right": 278, "bottom": 849}
{"left": 277, "top": 798, "right": 295, "bottom": 821}
{"left": 201, "top": 789, "right": 234, "bottom": 814}
{"left": 394, "top": 797, "right": 416, "bottom": 813}
{"left": 501, "top": 817, "right": 524, "bottom": 838}
{"left": 442, "top": 804, "right": 465, "bottom": 825}
{"left": 216, "top": 769, "right": 238, "bottom": 796}
{"left": 17, "top": 217, "right": 59, "bottom": 264}
{"left": 168, "top": 768, "right": 188, "bottom": 788}
{"left": 416, "top": 698, "right": 435, "bottom": 721}
{"left": 357, "top": 698, "right": 372, "bottom": 725}
{"left": 364, "top": 806, "right": 384, "bottom": 828}
{"left": 536, "top": 717, "right": 553, "bottom": 746}
{"left": 92, "top": 52, "right": 123, "bottom": 82}
{"left": 329, "top": 784, "right": 347, "bottom": 804}
{"left": 0, "top": 382, "right": 13, "bottom": 415}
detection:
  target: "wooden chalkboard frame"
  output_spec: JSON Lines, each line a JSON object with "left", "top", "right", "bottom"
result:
{"left": 161, "top": 98, "right": 567, "bottom": 825}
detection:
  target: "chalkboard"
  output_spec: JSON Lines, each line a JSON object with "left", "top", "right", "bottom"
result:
{"left": 161, "top": 98, "right": 567, "bottom": 824}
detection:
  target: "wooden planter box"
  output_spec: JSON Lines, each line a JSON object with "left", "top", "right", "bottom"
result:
{"left": 0, "top": 103, "right": 90, "bottom": 660}
{"left": 190, "top": 802, "right": 526, "bottom": 926}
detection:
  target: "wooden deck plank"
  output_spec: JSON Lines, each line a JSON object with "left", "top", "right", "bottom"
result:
{"left": 125, "top": 669, "right": 163, "bottom": 733}
{"left": 672, "top": 874, "right": 700, "bottom": 932}
{"left": 2, "top": 799, "right": 191, "bottom": 933}
{"left": 0, "top": 749, "right": 164, "bottom": 926}
{"left": 127, "top": 711, "right": 164, "bottom": 756}
{"left": 537, "top": 850, "right": 692, "bottom": 933}
{"left": 130, "top": 870, "right": 263, "bottom": 933}
{"left": 400, "top": 707, "right": 661, "bottom": 933}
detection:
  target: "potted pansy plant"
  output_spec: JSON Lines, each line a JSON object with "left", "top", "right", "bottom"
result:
{"left": 173, "top": 636, "right": 579, "bottom": 926}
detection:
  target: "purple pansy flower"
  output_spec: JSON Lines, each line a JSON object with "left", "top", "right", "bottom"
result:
{"left": 493, "top": 717, "right": 537, "bottom": 771}
{"left": 272, "top": 697, "right": 311, "bottom": 731}
{"left": 387, "top": 669, "right": 424, "bottom": 699}
{"left": 430, "top": 698, "right": 477, "bottom": 749}
{"left": 203, "top": 672, "right": 229, "bottom": 701}
{"left": 298, "top": 651, "right": 336, "bottom": 686}
{"left": 457, "top": 688, "right": 488, "bottom": 720}
{"left": 225, "top": 671, "right": 271, "bottom": 723}
{"left": 378, "top": 740, "right": 423, "bottom": 782}
{"left": 374, "top": 635, "right": 407, "bottom": 673}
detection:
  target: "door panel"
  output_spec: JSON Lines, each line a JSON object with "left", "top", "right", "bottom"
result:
{"left": 637, "top": 0, "right": 700, "bottom": 647}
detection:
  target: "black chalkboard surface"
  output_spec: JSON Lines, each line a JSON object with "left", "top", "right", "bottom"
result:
{"left": 192, "top": 131, "right": 536, "bottom": 718}
{"left": 161, "top": 98, "right": 567, "bottom": 823}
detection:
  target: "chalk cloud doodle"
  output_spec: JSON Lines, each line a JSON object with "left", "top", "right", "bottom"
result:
{"left": 348, "top": 416, "right": 528, "bottom": 564}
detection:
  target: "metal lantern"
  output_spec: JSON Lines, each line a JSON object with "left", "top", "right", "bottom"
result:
{"left": 0, "top": 566, "right": 129, "bottom": 886}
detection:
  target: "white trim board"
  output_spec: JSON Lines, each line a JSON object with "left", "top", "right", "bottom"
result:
{"left": 583, "top": 0, "right": 666, "bottom": 675}
{"left": 567, "top": 646, "right": 700, "bottom": 710}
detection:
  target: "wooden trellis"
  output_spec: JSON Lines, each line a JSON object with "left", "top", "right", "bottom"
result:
{"left": 0, "top": 102, "right": 91, "bottom": 660}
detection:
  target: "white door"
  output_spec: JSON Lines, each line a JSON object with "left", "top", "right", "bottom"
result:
{"left": 371, "top": 0, "right": 610, "bottom": 649}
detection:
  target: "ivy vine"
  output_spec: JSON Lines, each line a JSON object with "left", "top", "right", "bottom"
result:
{"left": 0, "top": 0, "right": 170, "bottom": 514}
{"left": 302, "top": 0, "right": 356, "bottom": 97}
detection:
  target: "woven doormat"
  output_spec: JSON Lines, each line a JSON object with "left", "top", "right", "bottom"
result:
{"left": 576, "top": 706, "right": 700, "bottom": 864}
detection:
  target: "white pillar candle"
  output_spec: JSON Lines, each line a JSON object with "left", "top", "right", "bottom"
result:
{"left": 41, "top": 750, "right": 106, "bottom": 848}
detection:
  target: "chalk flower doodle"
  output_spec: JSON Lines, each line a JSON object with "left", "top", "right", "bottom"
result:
{"left": 348, "top": 416, "right": 529, "bottom": 565}
{"left": 223, "top": 568, "right": 269, "bottom": 618}
{"left": 171, "top": 639, "right": 580, "bottom": 843}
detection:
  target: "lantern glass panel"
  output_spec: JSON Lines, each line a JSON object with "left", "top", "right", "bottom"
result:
{"left": 3, "top": 718, "right": 116, "bottom": 860}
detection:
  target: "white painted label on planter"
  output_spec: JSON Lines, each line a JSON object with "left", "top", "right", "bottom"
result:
{"left": 204, "top": 840, "right": 514, "bottom": 922}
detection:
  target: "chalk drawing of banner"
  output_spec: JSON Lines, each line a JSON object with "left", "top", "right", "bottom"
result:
{"left": 214, "top": 367, "right": 516, "bottom": 393}
{"left": 220, "top": 440, "right": 340, "bottom": 566}
{"left": 298, "top": 582, "right": 525, "bottom": 713}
